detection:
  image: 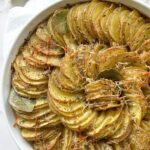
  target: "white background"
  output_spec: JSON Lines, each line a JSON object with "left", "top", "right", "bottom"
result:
{"left": 0, "top": 0, "right": 150, "bottom": 149}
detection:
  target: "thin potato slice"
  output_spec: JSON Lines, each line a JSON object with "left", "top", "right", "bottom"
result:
{"left": 34, "top": 98, "right": 48, "bottom": 110}
{"left": 48, "top": 95, "right": 84, "bottom": 117}
{"left": 53, "top": 69, "right": 81, "bottom": 93}
{"left": 16, "top": 113, "right": 60, "bottom": 129}
{"left": 67, "top": 5, "right": 79, "bottom": 41}
{"left": 14, "top": 63, "right": 48, "bottom": 86}
{"left": 47, "top": 16, "right": 65, "bottom": 47}
{"left": 28, "top": 44, "right": 61, "bottom": 67}
{"left": 33, "top": 132, "right": 61, "bottom": 150}
{"left": 93, "top": 3, "right": 110, "bottom": 43}
{"left": 76, "top": 3, "right": 93, "bottom": 42}
{"left": 119, "top": 9, "right": 130, "bottom": 44}
{"left": 60, "top": 53, "right": 84, "bottom": 88}
{"left": 12, "top": 73, "right": 47, "bottom": 98}
{"left": 60, "top": 128, "right": 72, "bottom": 150}
{"left": 71, "top": 5, "right": 85, "bottom": 43}
{"left": 48, "top": 92, "right": 84, "bottom": 118}
{"left": 17, "top": 107, "right": 51, "bottom": 120}
{"left": 36, "top": 21, "right": 51, "bottom": 43}
{"left": 85, "top": 79, "right": 121, "bottom": 110}
{"left": 95, "top": 142, "right": 113, "bottom": 150}
{"left": 87, "top": 108, "right": 122, "bottom": 139}
{"left": 129, "top": 124, "right": 150, "bottom": 150}
{"left": 22, "top": 45, "right": 48, "bottom": 69}
{"left": 48, "top": 72, "right": 83, "bottom": 103}
{"left": 129, "top": 17, "right": 145, "bottom": 47}
{"left": 84, "top": 0, "right": 100, "bottom": 38}
{"left": 107, "top": 7, "right": 126, "bottom": 44}
{"left": 130, "top": 23, "right": 150, "bottom": 51}
{"left": 21, "top": 128, "right": 48, "bottom": 141}
{"left": 83, "top": 44, "right": 106, "bottom": 79}
{"left": 100, "top": 4, "right": 116, "bottom": 43}
{"left": 30, "top": 34, "right": 64, "bottom": 56}
{"left": 138, "top": 39, "right": 150, "bottom": 53}
{"left": 124, "top": 10, "right": 142, "bottom": 45}
{"left": 15, "top": 55, "right": 48, "bottom": 81}
{"left": 123, "top": 81, "right": 148, "bottom": 125}
{"left": 121, "top": 66, "right": 149, "bottom": 87}
{"left": 97, "top": 46, "right": 126, "bottom": 73}
{"left": 61, "top": 110, "right": 97, "bottom": 131}
{"left": 109, "top": 108, "right": 132, "bottom": 143}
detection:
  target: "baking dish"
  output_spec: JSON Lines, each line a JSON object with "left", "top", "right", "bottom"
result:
{"left": 1, "top": 0, "right": 150, "bottom": 149}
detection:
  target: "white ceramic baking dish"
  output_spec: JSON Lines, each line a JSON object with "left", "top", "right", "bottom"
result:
{"left": 1, "top": 0, "right": 150, "bottom": 149}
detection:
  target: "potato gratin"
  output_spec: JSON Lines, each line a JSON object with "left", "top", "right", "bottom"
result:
{"left": 9, "top": 0, "right": 150, "bottom": 149}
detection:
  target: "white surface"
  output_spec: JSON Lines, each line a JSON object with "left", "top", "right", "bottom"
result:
{"left": 0, "top": 0, "right": 150, "bottom": 150}
{"left": 0, "top": 0, "right": 52, "bottom": 149}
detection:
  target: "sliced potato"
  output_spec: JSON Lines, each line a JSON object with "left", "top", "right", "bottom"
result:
{"left": 67, "top": 5, "right": 79, "bottom": 41}
{"left": 130, "top": 23, "right": 150, "bottom": 51}
{"left": 12, "top": 73, "right": 47, "bottom": 98}
{"left": 121, "top": 66, "right": 149, "bottom": 87}
{"left": 76, "top": 3, "right": 93, "bottom": 42}
{"left": 60, "top": 128, "right": 72, "bottom": 150}
{"left": 53, "top": 69, "right": 81, "bottom": 93}
{"left": 123, "top": 81, "right": 148, "bottom": 125}
{"left": 34, "top": 98, "right": 48, "bottom": 110}
{"left": 109, "top": 108, "right": 132, "bottom": 143}
{"left": 48, "top": 92, "right": 84, "bottom": 118}
{"left": 83, "top": 44, "right": 106, "bottom": 79}
{"left": 95, "top": 142, "right": 113, "bottom": 150}
{"left": 60, "top": 52, "right": 84, "bottom": 88}
{"left": 47, "top": 16, "right": 64, "bottom": 47}
{"left": 100, "top": 4, "right": 116, "bottom": 43}
{"left": 33, "top": 132, "right": 61, "bottom": 150}
{"left": 87, "top": 108, "right": 122, "bottom": 139}
{"left": 14, "top": 63, "right": 48, "bottom": 86}
{"left": 48, "top": 71, "right": 83, "bottom": 103}
{"left": 71, "top": 5, "right": 86, "bottom": 43}
{"left": 21, "top": 128, "right": 48, "bottom": 141}
{"left": 138, "top": 39, "right": 150, "bottom": 53}
{"left": 30, "top": 34, "right": 64, "bottom": 56}
{"left": 129, "top": 17, "right": 145, "bottom": 47}
{"left": 85, "top": 79, "right": 121, "bottom": 110}
{"left": 22, "top": 45, "right": 48, "bottom": 69}
{"left": 84, "top": 0, "right": 100, "bottom": 38}
{"left": 16, "top": 107, "right": 51, "bottom": 120}
{"left": 85, "top": 79, "right": 120, "bottom": 99}
{"left": 61, "top": 109, "right": 97, "bottom": 131}
{"left": 124, "top": 10, "right": 142, "bottom": 45}
{"left": 97, "top": 46, "right": 126, "bottom": 73}
{"left": 16, "top": 113, "right": 60, "bottom": 129}
{"left": 119, "top": 9, "right": 130, "bottom": 44}
{"left": 129, "top": 124, "right": 150, "bottom": 150}
{"left": 15, "top": 55, "right": 48, "bottom": 81}
{"left": 92, "top": 2, "right": 109, "bottom": 42}
{"left": 28, "top": 44, "right": 61, "bottom": 67}
{"left": 107, "top": 7, "right": 126, "bottom": 44}
{"left": 36, "top": 21, "right": 51, "bottom": 43}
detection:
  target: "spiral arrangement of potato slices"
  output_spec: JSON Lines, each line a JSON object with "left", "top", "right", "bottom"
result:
{"left": 9, "top": 0, "right": 150, "bottom": 149}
